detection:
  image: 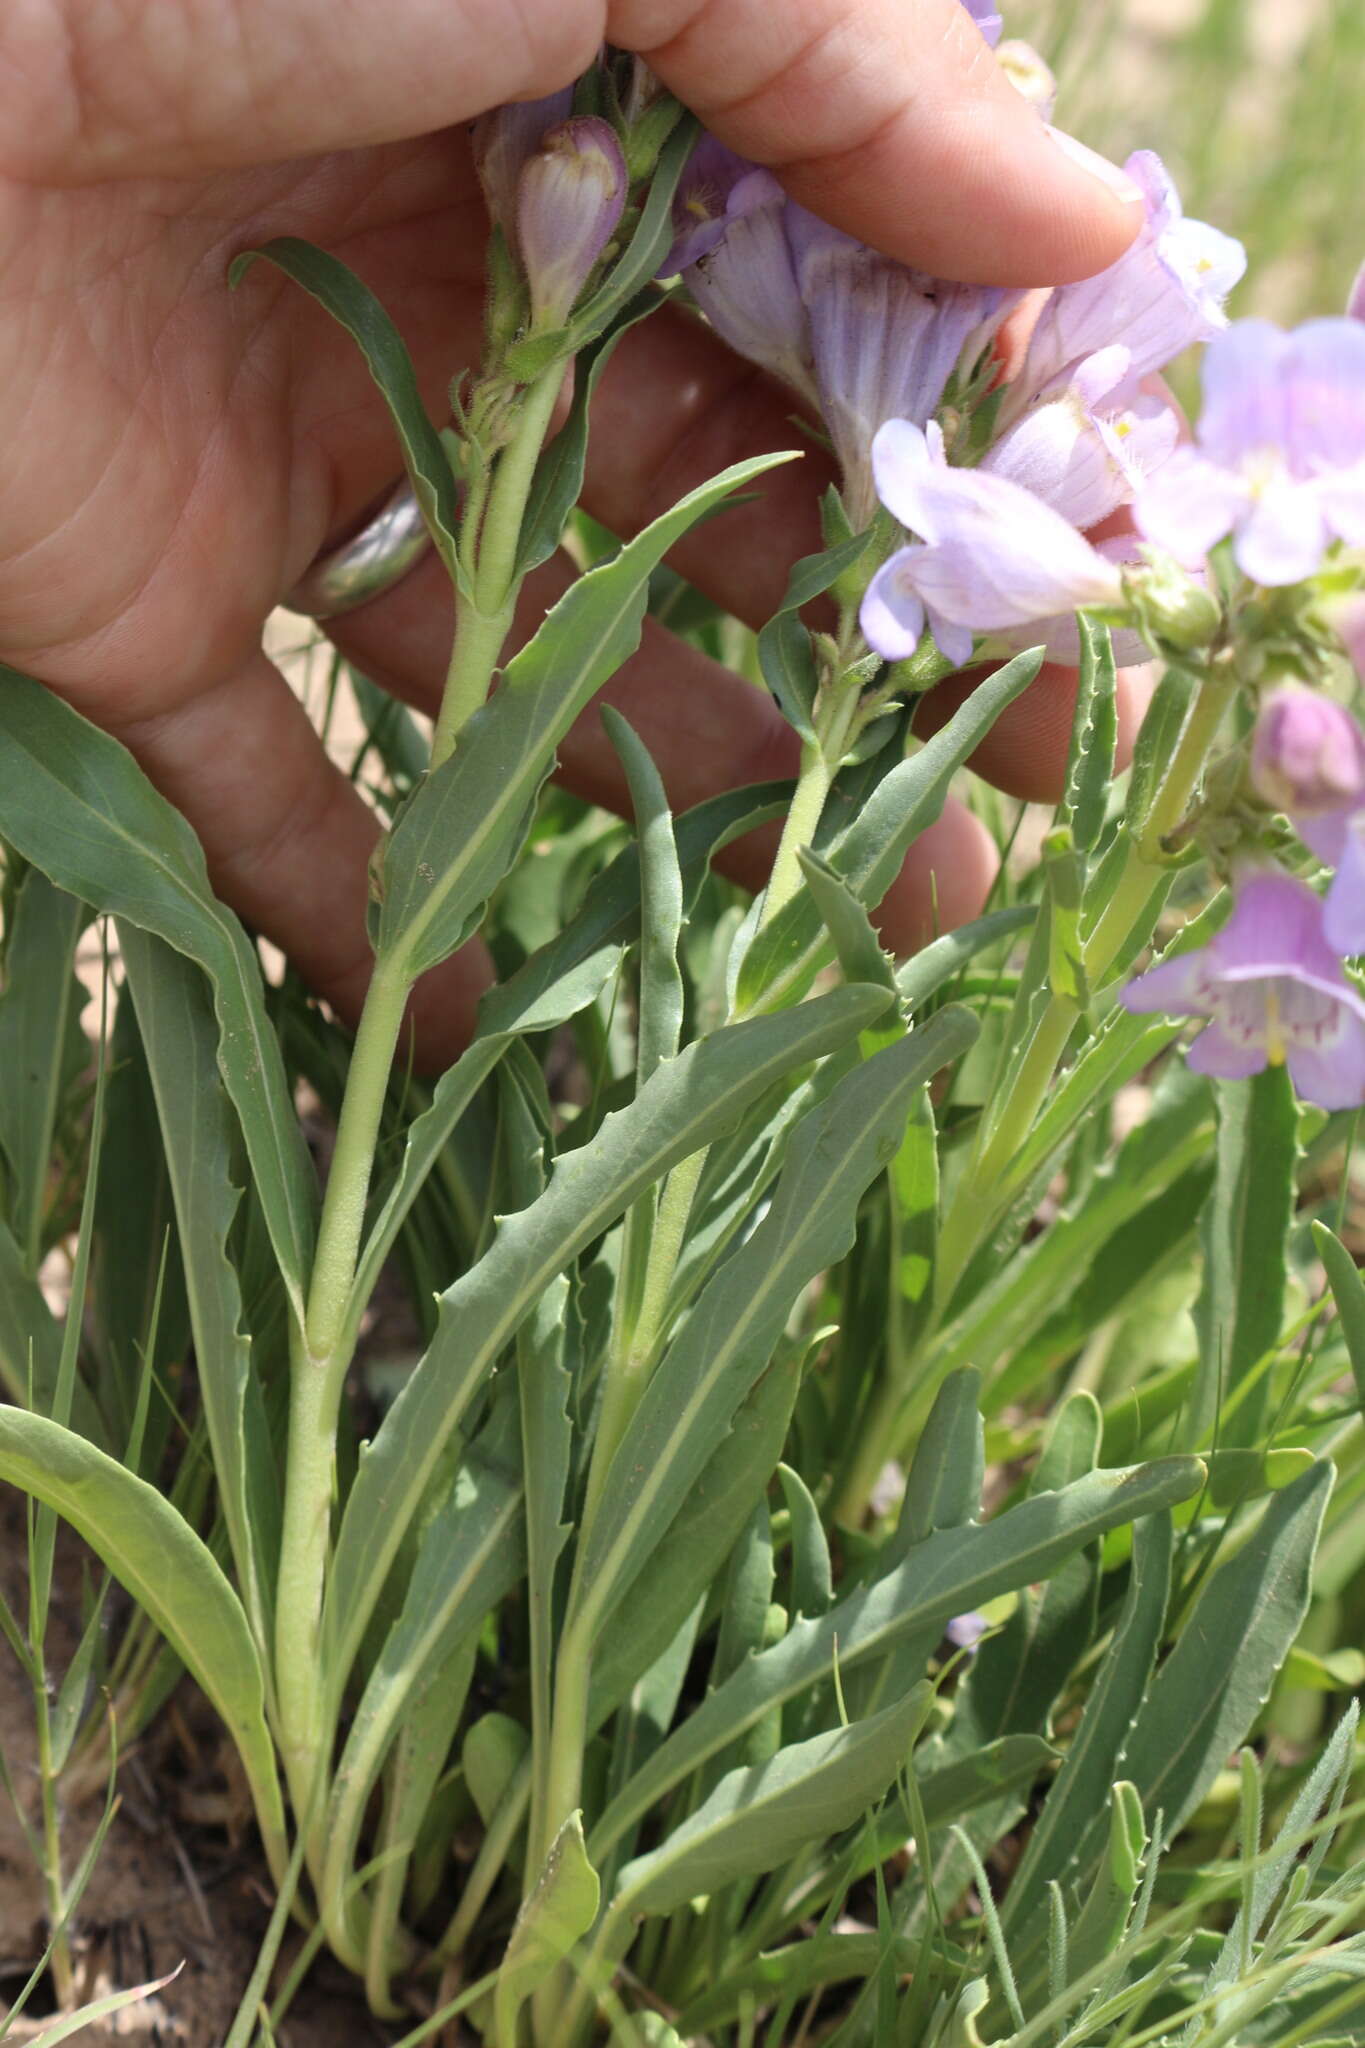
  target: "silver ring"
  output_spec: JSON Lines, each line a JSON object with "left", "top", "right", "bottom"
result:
{"left": 283, "top": 479, "right": 433, "bottom": 619}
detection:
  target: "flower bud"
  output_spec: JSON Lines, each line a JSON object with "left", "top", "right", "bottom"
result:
{"left": 997, "top": 39, "right": 1058, "bottom": 117}
{"left": 517, "top": 116, "right": 629, "bottom": 328}
{"left": 472, "top": 90, "right": 574, "bottom": 238}
{"left": 1127, "top": 551, "right": 1222, "bottom": 650}
{"left": 1251, "top": 687, "right": 1365, "bottom": 816}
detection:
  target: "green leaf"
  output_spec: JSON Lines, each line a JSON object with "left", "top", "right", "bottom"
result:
{"left": 1119, "top": 1461, "right": 1331, "bottom": 1838}
{"left": 1313, "top": 1220, "right": 1365, "bottom": 1413}
{"left": 374, "top": 450, "right": 798, "bottom": 978}
{"left": 885, "top": 1366, "right": 984, "bottom": 1562}
{"left": 611, "top": 1691, "right": 924, "bottom": 1918}
{"left": 479, "top": 780, "right": 790, "bottom": 1040}
{"left": 517, "top": 293, "right": 660, "bottom": 575}
{"left": 325, "top": 983, "right": 890, "bottom": 1698}
{"left": 591, "top": 1456, "right": 1205, "bottom": 1863}
{"left": 1003, "top": 1511, "right": 1172, "bottom": 1935}
{"left": 229, "top": 238, "right": 459, "bottom": 570}
{"left": 0, "top": 668, "right": 317, "bottom": 1323}
{"left": 1193, "top": 1066, "right": 1299, "bottom": 1444}
{"left": 894, "top": 906, "right": 1034, "bottom": 1012}
{"left": 778, "top": 1463, "right": 834, "bottom": 1618}
{"left": 1066, "top": 1781, "right": 1145, "bottom": 1987}
{"left": 1044, "top": 828, "right": 1089, "bottom": 1007}
{"left": 1061, "top": 615, "right": 1118, "bottom": 855}
{"left": 603, "top": 710, "right": 684, "bottom": 1083}
{"left": 118, "top": 925, "right": 279, "bottom": 1663}
{"left": 519, "top": 1276, "right": 574, "bottom": 1857}
{"left": 0, "top": 1407, "right": 286, "bottom": 1872}
{"left": 588, "top": 1352, "right": 802, "bottom": 1730}
{"left": 321, "top": 1418, "right": 525, "bottom": 1936}
{"left": 23, "top": 1967, "right": 184, "bottom": 2048}
{"left": 0, "top": 868, "right": 88, "bottom": 1271}
{"left": 755, "top": 532, "right": 870, "bottom": 745}
{"left": 572, "top": 1015, "right": 977, "bottom": 1644}
{"left": 797, "top": 850, "right": 899, "bottom": 996}
{"left": 735, "top": 647, "right": 1042, "bottom": 1013}
{"left": 494, "top": 1814, "right": 600, "bottom": 2048}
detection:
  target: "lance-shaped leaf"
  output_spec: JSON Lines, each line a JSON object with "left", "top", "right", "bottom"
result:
{"left": 230, "top": 239, "right": 460, "bottom": 570}
{"left": 0, "top": 667, "right": 316, "bottom": 1322}
{"left": 610, "top": 1691, "right": 924, "bottom": 1919}
{"left": 1313, "top": 1220, "right": 1365, "bottom": 1413}
{"left": 375, "top": 450, "right": 799, "bottom": 980}
{"left": 590, "top": 1455, "right": 1204, "bottom": 1862}
{"left": 571, "top": 1014, "right": 976, "bottom": 1645}
{"left": 493, "top": 1814, "right": 601, "bottom": 2048}
{"left": 0, "top": 868, "right": 88, "bottom": 1272}
{"left": 0, "top": 1408, "right": 286, "bottom": 1876}
{"left": 118, "top": 925, "right": 280, "bottom": 1665}
{"left": 324, "top": 983, "right": 892, "bottom": 1698}
{"left": 1060, "top": 613, "right": 1118, "bottom": 855}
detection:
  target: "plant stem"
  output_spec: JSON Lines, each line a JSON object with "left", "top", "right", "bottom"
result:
{"left": 759, "top": 741, "right": 835, "bottom": 930}
{"left": 275, "top": 955, "right": 411, "bottom": 1818}
{"left": 33, "top": 1683, "right": 72, "bottom": 2007}
{"left": 431, "top": 366, "right": 563, "bottom": 767}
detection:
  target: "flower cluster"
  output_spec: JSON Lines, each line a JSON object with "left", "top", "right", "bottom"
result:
{"left": 1122, "top": 689, "right": 1365, "bottom": 1110}
{"left": 660, "top": 141, "right": 1016, "bottom": 526}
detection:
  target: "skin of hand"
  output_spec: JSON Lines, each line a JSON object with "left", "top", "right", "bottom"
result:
{"left": 0, "top": 0, "right": 1150, "bottom": 1068}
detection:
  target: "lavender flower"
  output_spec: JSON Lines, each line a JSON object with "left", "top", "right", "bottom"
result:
{"left": 1136, "top": 318, "right": 1365, "bottom": 586}
{"left": 663, "top": 153, "right": 817, "bottom": 404}
{"left": 789, "top": 212, "right": 1012, "bottom": 525}
{"left": 662, "top": 141, "right": 1011, "bottom": 525}
{"left": 984, "top": 345, "right": 1179, "bottom": 531}
{"left": 1252, "top": 688, "right": 1365, "bottom": 818}
{"left": 1011, "top": 152, "right": 1245, "bottom": 408}
{"left": 1121, "top": 870, "right": 1365, "bottom": 1108}
{"left": 961, "top": 0, "right": 1004, "bottom": 45}
{"left": 517, "top": 117, "right": 629, "bottom": 327}
{"left": 859, "top": 420, "right": 1124, "bottom": 665}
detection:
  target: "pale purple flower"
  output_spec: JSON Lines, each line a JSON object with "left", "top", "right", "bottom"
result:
{"left": 1135, "top": 318, "right": 1365, "bottom": 586}
{"left": 670, "top": 163, "right": 817, "bottom": 404}
{"left": 946, "top": 1612, "right": 990, "bottom": 1650}
{"left": 860, "top": 419, "right": 1124, "bottom": 665}
{"left": 1121, "top": 870, "right": 1365, "bottom": 1108}
{"left": 1251, "top": 691, "right": 1365, "bottom": 956}
{"left": 659, "top": 136, "right": 757, "bottom": 274}
{"left": 1012, "top": 152, "right": 1245, "bottom": 409}
{"left": 517, "top": 117, "right": 628, "bottom": 327}
{"left": 1252, "top": 689, "right": 1365, "bottom": 818}
{"left": 961, "top": 0, "right": 1004, "bottom": 45}
{"left": 984, "top": 345, "right": 1179, "bottom": 531}
{"left": 472, "top": 89, "right": 575, "bottom": 238}
{"left": 788, "top": 212, "right": 1013, "bottom": 525}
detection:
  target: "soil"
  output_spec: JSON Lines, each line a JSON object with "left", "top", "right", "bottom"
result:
{"left": 0, "top": 1492, "right": 392, "bottom": 2048}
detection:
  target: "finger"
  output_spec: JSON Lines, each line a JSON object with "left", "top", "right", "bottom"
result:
{"left": 13, "top": 0, "right": 1138, "bottom": 288}
{"left": 88, "top": 650, "right": 488, "bottom": 1068}
{"left": 329, "top": 547, "right": 996, "bottom": 951}
{"left": 915, "top": 660, "right": 1149, "bottom": 801}
{"left": 2, "top": 0, "right": 599, "bottom": 183}
{"left": 612, "top": 0, "right": 1143, "bottom": 283}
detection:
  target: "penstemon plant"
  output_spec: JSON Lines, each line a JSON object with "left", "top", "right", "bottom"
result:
{"left": 1, "top": 16, "right": 1365, "bottom": 2048}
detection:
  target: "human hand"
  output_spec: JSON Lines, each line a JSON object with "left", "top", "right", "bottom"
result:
{"left": 0, "top": 0, "right": 1146, "bottom": 1065}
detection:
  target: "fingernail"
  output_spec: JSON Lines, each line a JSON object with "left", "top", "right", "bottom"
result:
{"left": 1046, "top": 126, "right": 1145, "bottom": 205}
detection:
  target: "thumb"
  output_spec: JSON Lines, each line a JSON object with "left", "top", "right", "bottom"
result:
{"left": 610, "top": 0, "right": 1144, "bottom": 285}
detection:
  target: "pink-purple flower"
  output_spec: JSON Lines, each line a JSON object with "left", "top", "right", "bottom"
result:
{"left": 859, "top": 419, "right": 1125, "bottom": 665}
{"left": 961, "top": 0, "right": 1004, "bottom": 46}
{"left": 1009, "top": 152, "right": 1244, "bottom": 410}
{"left": 1251, "top": 691, "right": 1365, "bottom": 958}
{"left": 985, "top": 344, "right": 1179, "bottom": 532}
{"left": 1121, "top": 870, "right": 1365, "bottom": 1108}
{"left": 1136, "top": 318, "right": 1365, "bottom": 586}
